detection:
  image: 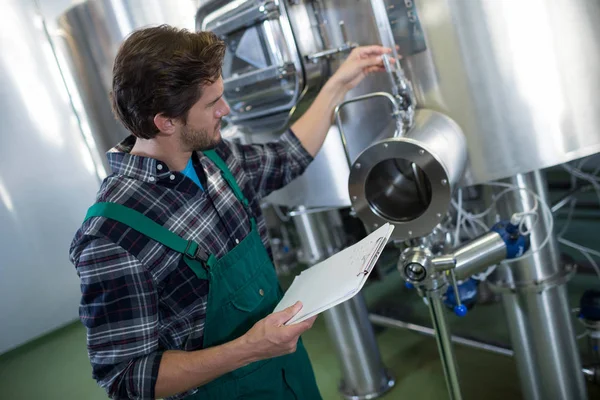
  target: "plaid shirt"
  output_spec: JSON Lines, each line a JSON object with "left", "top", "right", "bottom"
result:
{"left": 69, "top": 129, "right": 312, "bottom": 400}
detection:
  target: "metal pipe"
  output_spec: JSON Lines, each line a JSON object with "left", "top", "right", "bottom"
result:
{"left": 452, "top": 232, "right": 506, "bottom": 280}
{"left": 369, "top": 313, "right": 597, "bottom": 384}
{"left": 426, "top": 290, "right": 463, "bottom": 400}
{"left": 491, "top": 171, "right": 587, "bottom": 400}
{"left": 324, "top": 296, "right": 395, "bottom": 400}
{"left": 551, "top": 184, "right": 594, "bottom": 213}
{"left": 368, "top": 313, "right": 514, "bottom": 357}
{"left": 430, "top": 232, "right": 507, "bottom": 280}
{"left": 334, "top": 92, "right": 400, "bottom": 167}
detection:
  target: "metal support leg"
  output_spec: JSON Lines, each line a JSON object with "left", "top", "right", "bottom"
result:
{"left": 291, "top": 209, "right": 395, "bottom": 400}
{"left": 490, "top": 171, "right": 587, "bottom": 400}
{"left": 324, "top": 295, "right": 395, "bottom": 400}
{"left": 426, "top": 289, "right": 463, "bottom": 400}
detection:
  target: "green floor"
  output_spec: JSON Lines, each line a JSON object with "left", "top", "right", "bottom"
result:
{"left": 1, "top": 272, "right": 599, "bottom": 400}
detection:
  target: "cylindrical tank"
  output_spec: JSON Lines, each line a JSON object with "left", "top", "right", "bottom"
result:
{"left": 203, "top": 0, "right": 600, "bottom": 214}
{"left": 400, "top": 0, "right": 600, "bottom": 185}
{"left": 56, "top": 0, "right": 198, "bottom": 159}
{"left": 0, "top": 0, "right": 103, "bottom": 355}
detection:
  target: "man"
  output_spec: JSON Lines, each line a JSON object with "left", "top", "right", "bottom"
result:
{"left": 70, "top": 24, "right": 391, "bottom": 400}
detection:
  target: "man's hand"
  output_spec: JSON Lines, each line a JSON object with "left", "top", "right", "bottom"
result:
{"left": 241, "top": 301, "right": 317, "bottom": 362}
{"left": 155, "top": 302, "right": 316, "bottom": 397}
{"left": 329, "top": 45, "right": 394, "bottom": 91}
{"left": 291, "top": 44, "right": 394, "bottom": 157}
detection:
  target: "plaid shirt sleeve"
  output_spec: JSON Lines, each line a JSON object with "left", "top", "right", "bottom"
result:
{"left": 76, "top": 236, "right": 165, "bottom": 400}
{"left": 232, "top": 129, "right": 313, "bottom": 199}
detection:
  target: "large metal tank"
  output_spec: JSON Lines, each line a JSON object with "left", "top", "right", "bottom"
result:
{"left": 399, "top": 0, "right": 600, "bottom": 185}
{"left": 56, "top": 0, "right": 199, "bottom": 160}
{"left": 0, "top": 0, "right": 103, "bottom": 354}
{"left": 202, "top": 0, "right": 600, "bottom": 209}
{"left": 196, "top": 0, "right": 399, "bottom": 209}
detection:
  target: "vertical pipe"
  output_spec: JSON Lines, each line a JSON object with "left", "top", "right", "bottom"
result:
{"left": 491, "top": 171, "right": 587, "bottom": 400}
{"left": 324, "top": 295, "right": 395, "bottom": 400}
{"left": 426, "top": 289, "right": 463, "bottom": 400}
{"left": 500, "top": 293, "right": 542, "bottom": 400}
{"left": 291, "top": 210, "right": 395, "bottom": 399}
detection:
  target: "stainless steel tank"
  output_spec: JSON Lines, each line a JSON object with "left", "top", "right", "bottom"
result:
{"left": 208, "top": 0, "right": 600, "bottom": 218}
{"left": 0, "top": 0, "right": 103, "bottom": 355}
{"left": 399, "top": 0, "right": 600, "bottom": 184}
{"left": 196, "top": 0, "right": 401, "bottom": 209}
{"left": 56, "top": 0, "right": 198, "bottom": 160}
{"left": 340, "top": 0, "right": 600, "bottom": 238}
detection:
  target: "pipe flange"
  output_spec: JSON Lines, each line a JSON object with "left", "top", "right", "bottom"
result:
{"left": 348, "top": 138, "right": 451, "bottom": 240}
{"left": 488, "top": 263, "right": 577, "bottom": 294}
{"left": 398, "top": 247, "right": 432, "bottom": 282}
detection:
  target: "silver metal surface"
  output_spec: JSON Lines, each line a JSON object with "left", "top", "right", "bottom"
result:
{"left": 203, "top": 0, "right": 280, "bottom": 37}
{"left": 293, "top": 211, "right": 394, "bottom": 399}
{"left": 449, "top": 232, "right": 506, "bottom": 281}
{"left": 399, "top": 248, "right": 431, "bottom": 283}
{"left": 324, "top": 295, "right": 395, "bottom": 400}
{"left": 291, "top": 207, "right": 345, "bottom": 265}
{"left": 368, "top": 314, "right": 514, "bottom": 358}
{"left": 334, "top": 91, "right": 400, "bottom": 168}
{"left": 219, "top": 0, "right": 402, "bottom": 208}
{"left": 196, "top": 0, "right": 324, "bottom": 133}
{"left": 492, "top": 171, "right": 562, "bottom": 287}
{"left": 348, "top": 109, "right": 467, "bottom": 240}
{"left": 0, "top": 0, "right": 102, "bottom": 354}
{"left": 405, "top": 0, "right": 600, "bottom": 185}
{"left": 490, "top": 171, "right": 587, "bottom": 400}
{"left": 57, "top": 0, "right": 198, "bottom": 158}
{"left": 430, "top": 254, "right": 455, "bottom": 271}
{"left": 501, "top": 287, "right": 587, "bottom": 400}
{"left": 306, "top": 40, "right": 356, "bottom": 63}
{"left": 426, "top": 290, "right": 463, "bottom": 400}
{"left": 261, "top": 124, "right": 355, "bottom": 208}
{"left": 197, "top": 0, "right": 308, "bottom": 124}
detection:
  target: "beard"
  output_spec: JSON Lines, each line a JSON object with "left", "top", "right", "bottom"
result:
{"left": 180, "top": 120, "right": 222, "bottom": 152}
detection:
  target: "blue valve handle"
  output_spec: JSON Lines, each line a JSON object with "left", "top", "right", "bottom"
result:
{"left": 491, "top": 221, "right": 531, "bottom": 258}
{"left": 454, "top": 304, "right": 468, "bottom": 317}
{"left": 405, "top": 282, "right": 414, "bottom": 289}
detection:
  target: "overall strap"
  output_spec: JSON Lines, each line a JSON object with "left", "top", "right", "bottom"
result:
{"left": 85, "top": 202, "right": 217, "bottom": 278}
{"left": 203, "top": 150, "right": 250, "bottom": 208}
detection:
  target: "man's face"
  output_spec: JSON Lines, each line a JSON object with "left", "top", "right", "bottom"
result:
{"left": 179, "top": 77, "right": 230, "bottom": 152}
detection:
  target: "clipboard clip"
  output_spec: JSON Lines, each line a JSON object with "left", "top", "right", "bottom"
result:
{"left": 356, "top": 237, "right": 386, "bottom": 277}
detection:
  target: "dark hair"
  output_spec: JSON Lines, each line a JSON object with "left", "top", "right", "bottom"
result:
{"left": 110, "top": 25, "right": 226, "bottom": 139}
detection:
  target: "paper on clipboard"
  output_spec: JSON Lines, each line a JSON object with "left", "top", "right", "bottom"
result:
{"left": 273, "top": 223, "right": 394, "bottom": 325}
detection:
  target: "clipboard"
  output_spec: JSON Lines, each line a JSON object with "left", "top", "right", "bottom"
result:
{"left": 273, "top": 223, "right": 394, "bottom": 325}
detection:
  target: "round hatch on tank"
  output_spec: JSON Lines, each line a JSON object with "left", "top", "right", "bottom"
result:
{"left": 348, "top": 109, "right": 467, "bottom": 240}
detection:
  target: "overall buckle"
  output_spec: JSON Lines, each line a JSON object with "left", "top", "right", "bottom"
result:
{"left": 184, "top": 240, "right": 208, "bottom": 262}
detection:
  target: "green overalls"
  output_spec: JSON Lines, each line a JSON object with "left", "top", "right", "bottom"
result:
{"left": 85, "top": 150, "right": 321, "bottom": 399}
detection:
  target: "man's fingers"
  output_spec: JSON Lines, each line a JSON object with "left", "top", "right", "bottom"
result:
{"left": 358, "top": 55, "right": 385, "bottom": 69}
{"left": 364, "top": 65, "right": 387, "bottom": 74}
{"left": 272, "top": 301, "right": 303, "bottom": 325}
{"left": 283, "top": 315, "right": 317, "bottom": 335}
{"left": 354, "top": 45, "right": 393, "bottom": 57}
{"left": 304, "top": 315, "right": 318, "bottom": 328}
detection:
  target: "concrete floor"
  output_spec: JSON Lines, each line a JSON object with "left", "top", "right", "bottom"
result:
{"left": 1, "top": 271, "right": 599, "bottom": 399}
{"left": 0, "top": 314, "right": 523, "bottom": 400}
